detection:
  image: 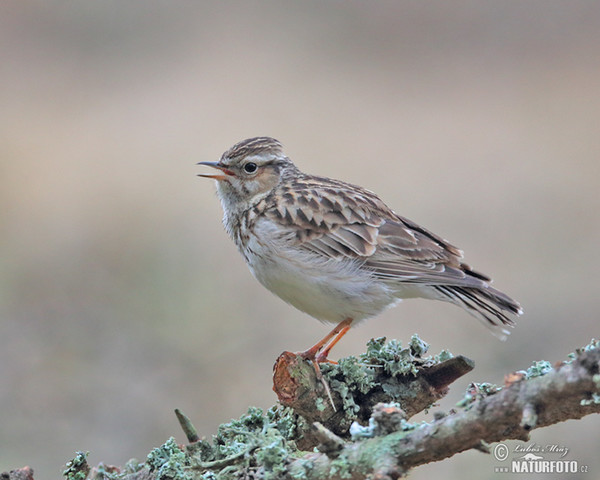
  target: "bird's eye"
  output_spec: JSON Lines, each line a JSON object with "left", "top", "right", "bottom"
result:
{"left": 243, "top": 162, "right": 258, "bottom": 174}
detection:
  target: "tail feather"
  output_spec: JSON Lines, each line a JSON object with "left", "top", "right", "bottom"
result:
{"left": 435, "top": 285, "right": 522, "bottom": 340}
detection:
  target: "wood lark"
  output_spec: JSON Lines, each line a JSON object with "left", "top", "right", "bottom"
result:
{"left": 198, "top": 137, "right": 522, "bottom": 363}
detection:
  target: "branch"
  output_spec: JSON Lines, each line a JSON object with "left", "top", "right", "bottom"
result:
{"left": 287, "top": 343, "right": 600, "bottom": 478}
{"left": 3, "top": 338, "right": 598, "bottom": 480}
{"left": 272, "top": 336, "right": 473, "bottom": 449}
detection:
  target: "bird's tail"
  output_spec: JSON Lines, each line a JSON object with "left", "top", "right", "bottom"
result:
{"left": 435, "top": 285, "right": 523, "bottom": 340}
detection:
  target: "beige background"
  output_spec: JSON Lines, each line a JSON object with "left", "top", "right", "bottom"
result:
{"left": 1, "top": 2, "right": 599, "bottom": 479}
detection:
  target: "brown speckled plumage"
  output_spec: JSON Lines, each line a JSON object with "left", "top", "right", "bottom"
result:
{"left": 198, "top": 137, "right": 522, "bottom": 359}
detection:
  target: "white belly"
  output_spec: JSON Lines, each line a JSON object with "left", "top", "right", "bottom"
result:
{"left": 246, "top": 241, "right": 399, "bottom": 324}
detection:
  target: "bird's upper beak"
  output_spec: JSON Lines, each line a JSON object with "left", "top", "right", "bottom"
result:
{"left": 197, "top": 161, "right": 235, "bottom": 181}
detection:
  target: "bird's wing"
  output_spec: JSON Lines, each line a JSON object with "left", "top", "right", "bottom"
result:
{"left": 363, "top": 218, "right": 490, "bottom": 286}
{"left": 265, "top": 177, "right": 489, "bottom": 287}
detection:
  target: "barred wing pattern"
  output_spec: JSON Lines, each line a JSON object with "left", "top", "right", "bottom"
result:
{"left": 265, "top": 175, "right": 521, "bottom": 336}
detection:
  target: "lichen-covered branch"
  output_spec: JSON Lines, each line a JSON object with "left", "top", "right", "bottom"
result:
{"left": 287, "top": 342, "right": 600, "bottom": 479}
{"left": 272, "top": 336, "right": 473, "bottom": 450}
{"left": 3, "top": 338, "right": 599, "bottom": 480}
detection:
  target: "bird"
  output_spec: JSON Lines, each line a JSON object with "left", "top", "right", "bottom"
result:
{"left": 198, "top": 137, "right": 522, "bottom": 364}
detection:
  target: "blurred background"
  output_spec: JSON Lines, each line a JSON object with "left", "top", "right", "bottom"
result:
{"left": 1, "top": 1, "right": 599, "bottom": 479}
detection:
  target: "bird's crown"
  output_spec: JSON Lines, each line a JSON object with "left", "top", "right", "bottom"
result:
{"left": 222, "top": 137, "right": 284, "bottom": 162}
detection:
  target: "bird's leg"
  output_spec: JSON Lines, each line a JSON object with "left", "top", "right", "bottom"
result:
{"left": 294, "top": 318, "right": 352, "bottom": 411}
{"left": 298, "top": 318, "right": 353, "bottom": 362}
{"left": 315, "top": 323, "right": 352, "bottom": 363}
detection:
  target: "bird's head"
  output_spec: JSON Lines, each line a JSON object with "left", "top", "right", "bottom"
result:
{"left": 198, "top": 137, "right": 297, "bottom": 212}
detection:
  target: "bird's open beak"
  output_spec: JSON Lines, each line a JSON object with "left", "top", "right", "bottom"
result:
{"left": 197, "top": 161, "right": 235, "bottom": 181}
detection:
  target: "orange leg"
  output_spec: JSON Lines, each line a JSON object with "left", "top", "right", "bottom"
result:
{"left": 316, "top": 323, "right": 352, "bottom": 363}
{"left": 299, "top": 318, "right": 353, "bottom": 363}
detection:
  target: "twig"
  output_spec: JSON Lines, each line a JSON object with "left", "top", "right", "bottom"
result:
{"left": 174, "top": 408, "right": 199, "bottom": 443}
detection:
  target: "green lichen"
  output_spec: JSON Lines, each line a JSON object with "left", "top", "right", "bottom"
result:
{"left": 255, "top": 437, "right": 289, "bottom": 480}
{"left": 90, "top": 459, "right": 143, "bottom": 480}
{"left": 409, "top": 334, "right": 429, "bottom": 357}
{"left": 315, "top": 396, "right": 327, "bottom": 412}
{"left": 185, "top": 438, "right": 214, "bottom": 465}
{"left": 266, "top": 405, "right": 299, "bottom": 441}
{"left": 63, "top": 452, "right": 90, "bottom": 480}
{"left": 147, "top": 437, "right": 191, "bottom": 480}
{"left": 434, "top": 349, "right": 454, "bottom": 362}
{"left": 349, "top": 419, "right": 376, "bottom": 440}
{"left": 319, "top": 356, "right": 377, "bottom": 417}
{"left": 328, "top": 452, "right": 354, "bottom": 479}
{"left": 349, "top": 415, "right": 423, "bottom": 440}
{"left": 361, "top": 337, "right": 418, "bottom": 376}
{"left": 92, "top": 464, "right": 122, "bottom": 480}
{"left": 359, "top": 335, "right": 451, "bottom": 378}
{"left": 141, "top": 407, "right": 302, "bottom": 479}
{"left": 329, "top": 377, "right": 358, "bottom": 414}
{"left": 566, "top": 338, "right": 599, "bottom": 363}
{"left": 199, "top": 472, "right": 217, "bottom": 480}
{"left": 287, "top": 457, "right": 314, "bottom": 480}
{"left": 213, "top": 406, "right": 266, "bottom": 459}
{"left": 380, "top": 380, "right": 409, "bottom": 399}
{"left": 337, "top": 356, "right": 377, "bottom": 394}
{"left": 525, "top": 360, "right": 553, "bottom": 378}
{"left": 456, "top": 382, "right": 502, "bottom": 408}
{"left": 182, "top": 406, "right": 302, "bottom": 478}
{"left": 123, "top": 459, "right": 143, "bottom": 475}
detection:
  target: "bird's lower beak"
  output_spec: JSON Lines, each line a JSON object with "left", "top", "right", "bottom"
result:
{"left": 197, "top": 161, "right": 235, "bottom": 181}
